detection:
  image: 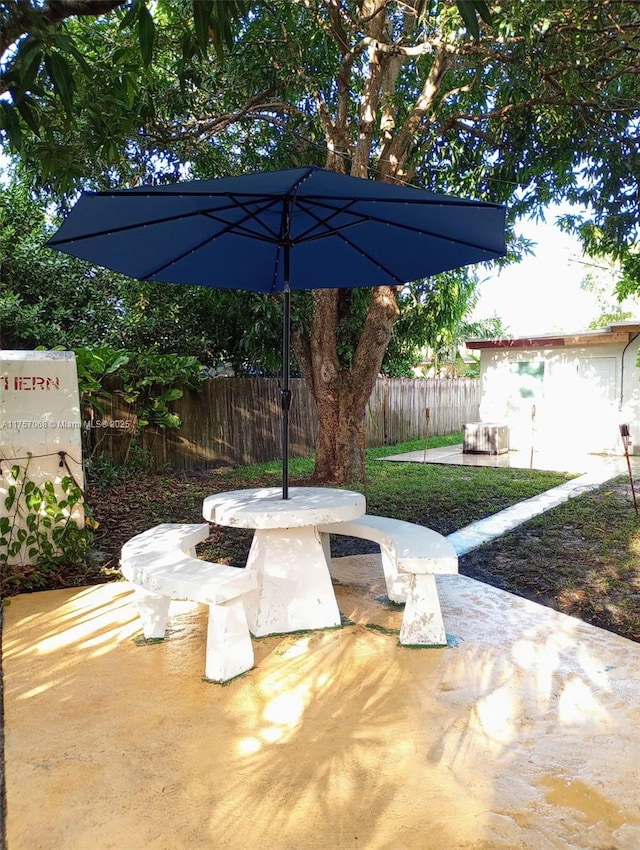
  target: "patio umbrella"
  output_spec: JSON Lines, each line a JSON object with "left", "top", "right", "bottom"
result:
{"left": 48, "top": 165, "right": 506, "bottom": 498}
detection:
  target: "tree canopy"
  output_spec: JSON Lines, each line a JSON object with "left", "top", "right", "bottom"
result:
{"left": 3, "top": 2, "right": 639, "bottom": 233}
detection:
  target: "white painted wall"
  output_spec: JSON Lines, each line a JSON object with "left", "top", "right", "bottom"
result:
{"left": 1, "top": 350, "right": 84, "bottom": 566}
{"left": 478, "top": 336, "right": 640, "bottom": 456}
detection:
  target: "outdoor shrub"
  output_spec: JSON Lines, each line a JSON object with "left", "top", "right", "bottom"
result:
{"left": 0, "top": 459, "right": 94, "bottom": 582}
{"left": 85, "top": 441, "right": 166, "bottom": 488}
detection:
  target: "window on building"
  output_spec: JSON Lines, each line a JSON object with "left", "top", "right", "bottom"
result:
{"left": 511, "top": 361, "right": 545, "bottom": 398}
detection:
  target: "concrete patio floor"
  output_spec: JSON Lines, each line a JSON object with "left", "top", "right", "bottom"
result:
{"left": 380, "top": 443, "right": 629, "bottom": 475}
{"left": 3, "top": 450, "right": 640, "bottom": 849}
{"left": 3, "top": 553, "right": 640, "bottom": 850}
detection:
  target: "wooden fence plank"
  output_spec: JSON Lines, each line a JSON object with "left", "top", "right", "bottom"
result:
{"left": 90, "top": 377, "right": 479, "bottom": 470}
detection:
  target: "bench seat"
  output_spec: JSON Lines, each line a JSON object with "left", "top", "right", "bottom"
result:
{"left": 121, "top": 523, "right": 257, "bottom": 683}
{"left": 318, "top": 514, "right": 458, "bottom": 646}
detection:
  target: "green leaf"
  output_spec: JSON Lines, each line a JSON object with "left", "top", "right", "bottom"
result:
{"left": 104, "top": 353, "right": 130, "bottom": 374}
{"left": 193, "top": 1, "right": 214, "bottom": 53}
{"left": 138, "top": 4, "right": 155, "bottom": 67}
{"left": 15, "top": 99, "right": 41, "bottom": 137}
{"left": 112, "top": 46, "right": 132, "bottom": 66}
{"left": 456, "top": 1, "right": 480, "bottom": 39}
{"left": 156, "top": 388, "right": 183, "bottom": 403}
{"left": 156, "top": 412, "right": 181, "bottom": 429}
{"left": 0, "top": 104, "right": 22, "bottom": 149}
{"left": 474, "top": 0, "right": 493, "bottom": 27}
{"left": 11, "top": 41, "right": 44, "bottom": 103}
{"left": 26, "top": 493, "right": 42, "bottom": 511}
{"left": 50, "top": 33, "right": 92, "bottom": 75}
{"left": 118, "top": 4, "right": 138, "bottom": 30}
{"left": 5, "top": 487, "right": 16, "bottom": 511}
{"left": 44, "top": 51, "right": 75, "bottom": 117}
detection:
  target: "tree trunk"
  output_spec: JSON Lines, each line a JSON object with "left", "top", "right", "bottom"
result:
{"left": 294, "top": 286, "right": 400, "bottom": 486}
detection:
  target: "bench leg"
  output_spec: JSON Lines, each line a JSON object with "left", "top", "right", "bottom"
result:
{"left": 320, "top": 531, "right": 331, "bottom": 565}
{"left": 134, "top": 588, "right": 171, "bottom": 639}
{"left": 205, "top": 598, "right": 254, "bottom": 683}
{"left": 320, "top": 533, "right": 410, "bottom": 604}
{"left": 379, "top": 543, "right": 411, "bottom": 604}
{"left": 399, "top": 573, "right": 447, "bottom": 647}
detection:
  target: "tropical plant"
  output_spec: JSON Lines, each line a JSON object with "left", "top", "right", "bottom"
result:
{"left": 72, "top": 346, "right": 206, "bottom": 465}
{"left": 0, "top": 459, "right": 92, "bottom": 576}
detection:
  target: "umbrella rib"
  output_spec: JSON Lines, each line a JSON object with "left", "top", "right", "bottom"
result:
{"left": 47, "top": 210, "right": 206, "bottom": 246}
{"left": 221, "top": 194, "right": 283, "bottom": 242}
{"left": 298, "top": 192, "right": 502, "bottom": 211}
{"left": 289, "top": 200, "right": 499, "bottom": 285}
{"left": 286, "top": 198, "right": 404, "bottom": 283}
{"left": 140, "top": 196, "right": 290, "bottom": 280}
{"left": 293, "top": 198, "right": 504, "bottom": 256}
{"left": 316, "top": 226, "right": 405, "bottom": 284}
{"left": 137, "top": 233, "right": 220, "bottom": 280}
{"left": 48, "top": 197, "right": 285, "bottom": 248}
{"left": 140, "top": 198, "right": 289, "bottom": 280}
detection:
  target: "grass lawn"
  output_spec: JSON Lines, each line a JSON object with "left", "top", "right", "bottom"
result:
{"left": 3, "top": 433, "right": 639, "bottom": 642}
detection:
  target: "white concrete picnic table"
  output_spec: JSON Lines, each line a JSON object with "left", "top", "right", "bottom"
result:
{"left": 202, "top": 486, "right": 366, "bottom": 636}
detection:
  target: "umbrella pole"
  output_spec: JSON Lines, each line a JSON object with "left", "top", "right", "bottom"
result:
{"left": 281, "top": 287, "right": 292, "bottom": 499}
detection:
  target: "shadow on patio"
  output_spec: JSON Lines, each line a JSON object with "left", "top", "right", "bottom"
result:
{"left": 3, "top": 557, "right": 640, "bottom": 849}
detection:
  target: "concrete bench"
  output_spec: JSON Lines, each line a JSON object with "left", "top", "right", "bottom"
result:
{"left": 318, "top": 514, "right": 458, "bottom": 646}
{"left": 121, "top": 523, "right": 257, "bottom": 683}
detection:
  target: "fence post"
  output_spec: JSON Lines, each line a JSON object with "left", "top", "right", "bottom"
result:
{"left": 423, "top": 407, "right": 431, "bottom": 461}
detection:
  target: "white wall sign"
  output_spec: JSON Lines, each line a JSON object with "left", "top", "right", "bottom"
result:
{"left": 1, "top": 351, "right": 85, "bottom": 568}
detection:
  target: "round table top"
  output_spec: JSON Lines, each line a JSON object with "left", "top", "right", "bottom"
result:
{"left": 202, "top": 486, "right": 365, "bottom": 529}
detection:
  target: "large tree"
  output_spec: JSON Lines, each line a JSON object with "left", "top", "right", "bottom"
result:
{"left": 3, "top": 1, "right": 640, "bottom": 483}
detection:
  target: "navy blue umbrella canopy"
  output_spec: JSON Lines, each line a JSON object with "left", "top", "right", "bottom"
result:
{"left": 48, "top": 166, "right": 507, "bottom": 497}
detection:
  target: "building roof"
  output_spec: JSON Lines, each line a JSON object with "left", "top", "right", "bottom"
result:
{"left": 466, "top": 321, "right": 640, "bottom": 350}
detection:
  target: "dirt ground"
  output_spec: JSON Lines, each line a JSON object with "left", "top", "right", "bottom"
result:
{"left": 3, "top": 472, "right": 639, "bottom": 644}
{"left": 459, "top": 480, "right": 640, "bottom": 641}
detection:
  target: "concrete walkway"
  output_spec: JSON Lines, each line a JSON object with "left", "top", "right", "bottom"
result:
{"left": 381, "top": 445, "right": 636, "bottom": 555}
{"left": 3, "top": 452, "right": 640, "bottom": 849}
{"left": 447, "top": 455, "right": 633, "bottom": 555}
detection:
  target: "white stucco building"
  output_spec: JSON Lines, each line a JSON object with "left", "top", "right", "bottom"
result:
{"left": 466, "top": 321, "right": 640, "bottom": 457}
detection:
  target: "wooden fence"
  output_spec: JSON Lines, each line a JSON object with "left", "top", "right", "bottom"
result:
{"left": 91, "top": 377, "right": 480, "bottom": 470}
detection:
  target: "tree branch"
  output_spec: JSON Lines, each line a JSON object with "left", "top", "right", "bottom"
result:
{"left": 351, "top": 0, "right": 388, "bottom": 178}
{"left": 380, "top": 42, "right": 453, "bottom": 178}
{"left": 351, "top": 285, "right": 399, "bottom": 412}
{"left": 1, "top": 0, "right": 126, "bottom": 57}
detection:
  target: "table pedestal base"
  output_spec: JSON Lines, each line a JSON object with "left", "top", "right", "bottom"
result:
{"left": 244, "top": 526, "right": 341, "bottom": 637}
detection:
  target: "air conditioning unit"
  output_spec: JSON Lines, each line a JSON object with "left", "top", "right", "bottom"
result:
{"left": 463, "top": 422, "right": 509, "bottom": 455}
